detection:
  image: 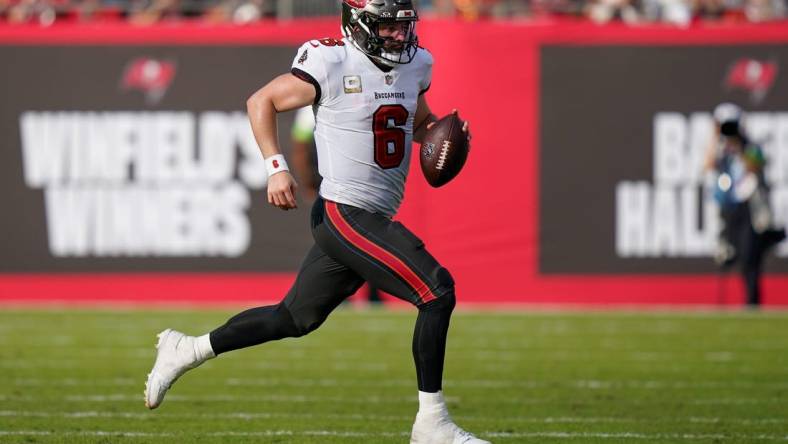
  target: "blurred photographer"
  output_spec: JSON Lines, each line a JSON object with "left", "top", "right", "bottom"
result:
{"left": 704, "top": 103, "right": 785, "bottom": 307}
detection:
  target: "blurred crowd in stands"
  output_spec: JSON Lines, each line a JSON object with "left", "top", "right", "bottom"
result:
{"left": 1, "top": 0, "right": 785, "bottom": 26}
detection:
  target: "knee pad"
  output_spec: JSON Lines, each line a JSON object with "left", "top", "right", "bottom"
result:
{"left": 429, "top": 266, "right": 455, "bottom": 297}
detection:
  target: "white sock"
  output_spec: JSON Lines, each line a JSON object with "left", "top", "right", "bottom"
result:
{"left": 195, "top": 334, "right": 216, "bottom": 361}
{"left": 418, "top": 390, "right": 447, "bottom": 414}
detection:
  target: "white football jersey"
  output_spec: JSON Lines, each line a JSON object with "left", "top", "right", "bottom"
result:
{"left": 290, "top": 37, "right": 432, "bottom": 217}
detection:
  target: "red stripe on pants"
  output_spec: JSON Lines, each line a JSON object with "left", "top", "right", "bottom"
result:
{"left": 324, "top": 201, "right": 437, "bottom": 304}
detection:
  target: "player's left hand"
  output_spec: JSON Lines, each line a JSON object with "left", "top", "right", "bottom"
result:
{"left": 427, "top": 109, "right": 472, "bottom": 148}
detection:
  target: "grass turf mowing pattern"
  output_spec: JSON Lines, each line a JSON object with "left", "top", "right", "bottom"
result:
{"left": 0, "top": 309, "right": 787, "bottom": 443}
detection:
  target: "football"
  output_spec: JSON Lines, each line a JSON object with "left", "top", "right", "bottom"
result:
{"left": 419, "top": 112, "right": 469, "bottom": 187}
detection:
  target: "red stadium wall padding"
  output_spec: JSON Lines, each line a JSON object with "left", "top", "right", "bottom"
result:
{"left": 2, "top": 20, "right": 788, "bottom": 306}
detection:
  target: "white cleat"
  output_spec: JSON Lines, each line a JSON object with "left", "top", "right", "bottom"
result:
{"left": 144, "top": 329, "right": 206, "bottom": 410}
{"left": 410, "top": 409, "right": 491, "bottom": 444}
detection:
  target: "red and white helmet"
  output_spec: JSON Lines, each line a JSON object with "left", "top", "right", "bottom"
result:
{"left": 341, "top": 0, "right": 420, "bottom": 66}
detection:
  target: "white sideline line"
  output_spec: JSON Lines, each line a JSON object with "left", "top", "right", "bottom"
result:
{"left": 691, "top": 399, "right": 779, "bottom": 405}
{"left": 191, "top": 378, "right": 788, "bottom": 390}
{"left": 0, "top": 361, "right": 393, "bottom": 371}
{"left": 56, "top": 394, "right": 462, "bottom": 404}
{"left": 4, "top": 339, "right": 786, "bottom": 352}
{"left": 0, "top": 431, "right": 175, "bottom": 437}
{"left": 12, "top": 377, "right": 788, "bottom": 391}
{"left": 688, "top": 417, "right": 788, "bottom": 425}
{"left": 2, "top": 430, "right": 788, "bottom": 441}
{"left": 0, "top": 410, "right": 413, "bottom": 421}
{"left": 2, "top": 410, "right": 787, "bottom": 425}
{"left": 2, "top": 393, "right": 784, "bottom": 406}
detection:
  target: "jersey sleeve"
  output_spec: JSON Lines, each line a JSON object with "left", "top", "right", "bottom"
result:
{"left": 418, "top": 48, "right": 433, "bottom": 96}
{"left": 291, "top": 42, "right": 329, "bottom": 105}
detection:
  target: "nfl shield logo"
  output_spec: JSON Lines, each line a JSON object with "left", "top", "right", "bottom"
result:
{"left": 422, "top": 143, "right": 435, "bottom": 159}
{"left": 385, "top": 74, "right": 393, "bottom": 86}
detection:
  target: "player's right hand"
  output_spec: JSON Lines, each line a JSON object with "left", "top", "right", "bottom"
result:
{"left": 267, "top": 171, "right": 298, "bottom": 210}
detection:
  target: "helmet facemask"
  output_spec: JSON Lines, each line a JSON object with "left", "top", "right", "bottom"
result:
{"left": 342, "top": 1, "right": 419, "bottom": 66}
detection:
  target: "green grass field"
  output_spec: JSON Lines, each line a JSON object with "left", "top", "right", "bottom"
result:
{"left": 1, "top": 307, "right": 787, "bottom": 443}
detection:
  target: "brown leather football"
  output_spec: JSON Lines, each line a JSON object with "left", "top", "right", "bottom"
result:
{"left": 419, "top": 113, "right": 469, "bottom": 188}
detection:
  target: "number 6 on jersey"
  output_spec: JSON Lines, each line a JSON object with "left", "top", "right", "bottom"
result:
{"left": 373, "top": 104, "right": 408, "bottom": 169}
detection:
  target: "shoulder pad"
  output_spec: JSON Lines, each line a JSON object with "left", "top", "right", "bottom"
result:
{"left": 414, "top": 46, "right": 434, "bottom": 66}
{"left": 302, "top": 38, "right": 349, "bottom": 64}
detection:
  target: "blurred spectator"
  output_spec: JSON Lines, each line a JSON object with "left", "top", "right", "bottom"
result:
{"left": 690, "top": 0, "right": 758, "bottom": 24}
{"left": 452, "top": 0, "right": 481, "bottom": 19}
{"left": 745, "top": 0, "right": 785, "bottom": 21}
{"left": 291, "top": 105, "right": 320, "bottom": 202}
{"left": 693, "top": 0, "right": 726, "bottom": 20}
{"left": 430, "top": 0, "right": 512, "bottom": 20}
{"left": 704, "top": 103, "right": 785, "bottom": 307}
{"left": 530, "top": 0, "right": 584, "bottom": 17}
{"left": 76, "top": 0, "right": 123, "bottom": 21}
{"left": 5, "top": 0, "right": 58, "bottom": 24}
{"left": 430, "top": 0, "right": 458, "bottom": 15}
{"left": 128, "top": 0, "right": 181, "bottom": 24}
{"left": 490, "top": 0, "right": 530, "bottom": 17}
{"left": 640, "top": 0, "right": 693, "bottom": 24}
{"left": 203, "top": 0, "right": 272, "bottom": 24}
{"left": 0, "top": 0, "right": 784, "bottom": 29}
{"left": 586, "top": 0, "right": 641, "bottom": 23}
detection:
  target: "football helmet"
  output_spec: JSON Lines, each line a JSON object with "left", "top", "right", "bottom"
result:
{"left": 341, "top": 0, "right": 419, "bottom": 66}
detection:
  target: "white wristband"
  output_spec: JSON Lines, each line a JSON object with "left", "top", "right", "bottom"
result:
{"left": 265, "top": 154, "right": 289, "bottom": 176}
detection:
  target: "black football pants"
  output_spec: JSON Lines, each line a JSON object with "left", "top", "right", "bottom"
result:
{"left": 721, "top": 202, "right": 764, "bottom": 306}
{"left": 209, "top": 197, "right": 456, "bottom": 392}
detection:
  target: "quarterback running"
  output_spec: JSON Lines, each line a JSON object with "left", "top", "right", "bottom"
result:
{"left": 144, "top": 1, "right": 486, "bottom": 442}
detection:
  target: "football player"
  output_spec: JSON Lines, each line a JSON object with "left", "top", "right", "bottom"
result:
{"left": 144, "top": 1, "right": 485, "bottom": 442}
